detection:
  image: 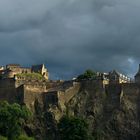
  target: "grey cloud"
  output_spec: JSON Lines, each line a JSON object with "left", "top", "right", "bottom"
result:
{"left": 0, "top": 0, "right": 140, "bottom": 79}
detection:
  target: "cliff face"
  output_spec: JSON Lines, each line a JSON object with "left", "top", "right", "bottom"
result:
{"left": 20, "top": 80, "right": 140, "bottom": 140}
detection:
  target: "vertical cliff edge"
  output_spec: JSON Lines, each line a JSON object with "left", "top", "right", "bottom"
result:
{"left": 21, "top": 80, "right": 140, "bottom": 140}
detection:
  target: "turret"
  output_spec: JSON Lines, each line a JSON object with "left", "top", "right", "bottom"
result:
{"left": 135, "top": 64, "right": 140, "bottom": 84}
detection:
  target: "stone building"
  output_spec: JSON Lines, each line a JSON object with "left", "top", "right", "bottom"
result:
{"left": 96, "top": 72, "right": 109, "bottom": 85}
{"left": 3, "top": 64, "right": 31, "bottom": 78}
{"left": 0, "top": 64, "right": 49, "bottom": 80}
{"left": 95, "top": 71, "right": 130, "bottom": 85}
{"left": 109, "top": 70, "right": 131, "bottom": 84}
{"left": 101, "top": 73, "right": 109, "bottom": 85}
{"left": 0, "top": 66, "right": 4, "bottom": 71}
{"left": 31, "top": 64, "right": 49, "bottom": 80}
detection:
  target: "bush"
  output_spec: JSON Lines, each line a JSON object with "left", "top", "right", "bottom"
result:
{"left": 0, "top": 101, "right": 31, "bottom": 140}
{"left": 58, "top": 116, "right": 93, "bottom": 140}
{"left": 0, "top": 136, "right": 7, "bottom": 140}
{"left": 16, "top": 73, "right": 44, "bottom": 80}
{"left": 17, "top": 135, "right": 35, "bottom": 140}
{"left": 77, "top": 69, "right": 97, "bottom": 80}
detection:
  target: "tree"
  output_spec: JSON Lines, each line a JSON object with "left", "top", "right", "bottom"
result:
{"left": 77, "top": 69, "right": 97, "bottom": 80}
{"left": 0, "top": 101, "right": 31, "bottom": 140}
{"left": 58, "top": 116, "right": 93, "bottom": 140}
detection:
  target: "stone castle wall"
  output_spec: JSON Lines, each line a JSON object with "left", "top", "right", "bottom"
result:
{"left": 104, "top": 83, "right": 140, "bottom": 114}
{"left": 120, "top": 83, "right": 140, "bottom": 112}
{"left": 121, "top": 83, "right": 139, "bottom": 96}
{"left": 22, "top": 84, "right": 46, "bottom": 110}
{"left": 0, "top": 79, "right": 18, "bottom": 102}
{"left": 0, "top": 78, "right": 140, "bottom": 115}
{"left": 0, "top": 78, "right": 65, "bottom": 105}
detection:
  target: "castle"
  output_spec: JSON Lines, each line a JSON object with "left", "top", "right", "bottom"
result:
{"left": 88, "top": 70, "right": 131, "bottom": 85}
{"left": 0, "top": 64, "right": 138, "bottom": 140}
{"left": 0, "top": 64, "right": 49, "bottom": 80}
{"left": 0, "top": 63, "right": 139, "bottom": 111}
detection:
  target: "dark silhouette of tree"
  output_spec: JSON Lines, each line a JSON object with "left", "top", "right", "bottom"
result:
{"left": 77, "top": 69, "right": 97, "bottom": 80}
{"left": 58, "top": 116, "right": 93, "bottom": 140}
{"left": 0, "top": 101, "right": 31, "bottom": 140}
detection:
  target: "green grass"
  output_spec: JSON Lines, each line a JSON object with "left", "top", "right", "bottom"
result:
{"left": 16, "top": 73, "right": 44, "bottom": 80}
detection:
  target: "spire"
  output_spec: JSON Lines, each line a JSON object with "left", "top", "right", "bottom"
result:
{"left": 135, "top": 64, "right": 140, "bottom": 84}
{"left": 137, "top": 64, "right": 140, "bottom": 74}
{"left": 135, "top": 64, "right": 140, "bottom": 77}
{"left": 139, "top": 64, "right": 140, "bottom": 72}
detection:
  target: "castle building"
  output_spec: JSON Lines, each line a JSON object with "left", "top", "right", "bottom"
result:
{"left": 0, "top": 64, "right": 49, "bottom": 80}
{"left": 101, "top": 73, "right": 109, "bottom": 85}
{"left": 135, "top": 64, "right": 140, "bottom": 84}
{"left": 32, "top": 64, "right": 49, "bottom": 80}
{"left": 109, "top": 70, "right": 131, "bottom": 84}
{"left": 0, "top": 66, "right": 4, "bottom": 71}
{"left": 3, "top": 64, "right": 31, "bottom": 78}
{"left": 96, "top": 72, "right": 109, "bottom": 85}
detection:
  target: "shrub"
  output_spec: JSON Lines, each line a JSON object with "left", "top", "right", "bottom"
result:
{"left": 58, "top": 116, "right": 93, "bottom": 140}
{"left": 16, "top": 73, "right": 44, "bottom": 80}
{"left": 0, "top": 136, "right": 7, "bottom": 140}
{"left": 0, "top": 101, "right": 31, "bottom": 140}
{"left": 17, "top": 135, "right": 35, "bottom": 140}
{"left": 77, "top": 69, "right": 97, "bottom": 80}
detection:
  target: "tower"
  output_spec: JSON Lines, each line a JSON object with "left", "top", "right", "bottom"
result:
{"left": 31, "top": 64, "right": 49, "bottom": 80}
{"left": 135, "top": 64, "right": 140, "bottom": 84}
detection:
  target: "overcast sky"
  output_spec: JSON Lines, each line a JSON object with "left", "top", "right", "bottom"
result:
{"left": 0, "top": 0, "right": 140, "bottom": 79}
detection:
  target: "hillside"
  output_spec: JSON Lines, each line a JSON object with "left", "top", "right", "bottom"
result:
{"left": 22, "top": 80, "right": 140, "bottom": 140}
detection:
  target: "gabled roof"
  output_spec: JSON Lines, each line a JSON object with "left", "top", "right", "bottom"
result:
{"left": 109, "top": 70, "right": 130, "bottom": 79}
{"left": 110, "top": 70, "right": 120, "bottom": 77}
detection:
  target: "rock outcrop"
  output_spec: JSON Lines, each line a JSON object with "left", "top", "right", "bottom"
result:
{"left": 21, "top": 80, "right": 140, "bottom": 140}
{"left": 0, "top": 79, "right": 140, "bottom": 140}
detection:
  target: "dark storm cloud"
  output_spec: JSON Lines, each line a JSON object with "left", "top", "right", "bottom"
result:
{"left": 0, "top": 0, "right": 140, "bottom": 79}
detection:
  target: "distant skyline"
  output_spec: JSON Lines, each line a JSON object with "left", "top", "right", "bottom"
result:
{"left": 0, "top": 0, "right": 140, "bottom": 79}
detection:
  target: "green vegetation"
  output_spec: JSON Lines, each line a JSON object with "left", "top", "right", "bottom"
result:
{"left": 16, "top": 73, "right": 44, "bottom": 80}
{"left": 17, "top": 135, "right": 35, "bottom": 140}
{"left": 0, "top": 101, "right": 33, "bottom": 140}
{"left": 58, "top": 116, "right": 93, "bottom": 140}
{"left": 0, "top": 136, "right": 7, "bottom": 140}
{"left": 0, "top": 135, "right": 35, "bottom": 140}
{"left": 77, "top": 69, "right": 97, "bottom": 80}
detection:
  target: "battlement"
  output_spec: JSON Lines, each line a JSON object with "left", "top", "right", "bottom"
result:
{"left": 0, "top": 63, "right": 49, "bottom": 80}
{"left": 0, "top": 64, "right": 139, "bottom": 111}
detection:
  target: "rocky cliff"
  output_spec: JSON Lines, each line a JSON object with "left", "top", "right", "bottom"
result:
{"left": 17, "top": 80, "right": 140, "bottom": 140}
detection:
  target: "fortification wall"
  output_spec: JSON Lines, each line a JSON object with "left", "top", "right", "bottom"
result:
{"left": 57, "top": 82, "right": 81, "bottom": 108}
{"left": 81, "top": 80, "right": 104, "bottom": 88}
{"left": 44, "top": 91, "right": 59, "bottom": 106}
{"left": 104, "top": 84, "right": 122, "bottom": 113}
{"left": 104, "top": 83, "right": 140, "bottom": 114}
{"left": 79, "top": 80, "right": 106, "bottom": 97}
{"left": 54, "top": 80, "right": 105, "bottom": 108}
{"left": 0, "top": 79, "right": 18, "bottom": 102}
{"left": 105, "top": 84, "right": 121, "bottom": 98}
{"left": 42, "top": 81, "right": 81, "bottom": 121}
{"left": 0, "top": 77, "right": 140, "bottom": 116}
{"left": 22, "top": 84, "right": 47, "bottom": 109}
{"left": 121, "top": 83, "right": 139, "bottom": 96}
{"left": 120, "top": 83, "right": 140, "bottom": 112}
{"left": 15, "top": 79, "right": 47, "bottom": 88}
{"left": 0, "top": 78, "right": 15, "bottom": 87}
{"left": 15, "top": 78, "right": 64, "bottom": 89}
{"left": 13, "top": 79, "right": 64, "bottom": 110}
